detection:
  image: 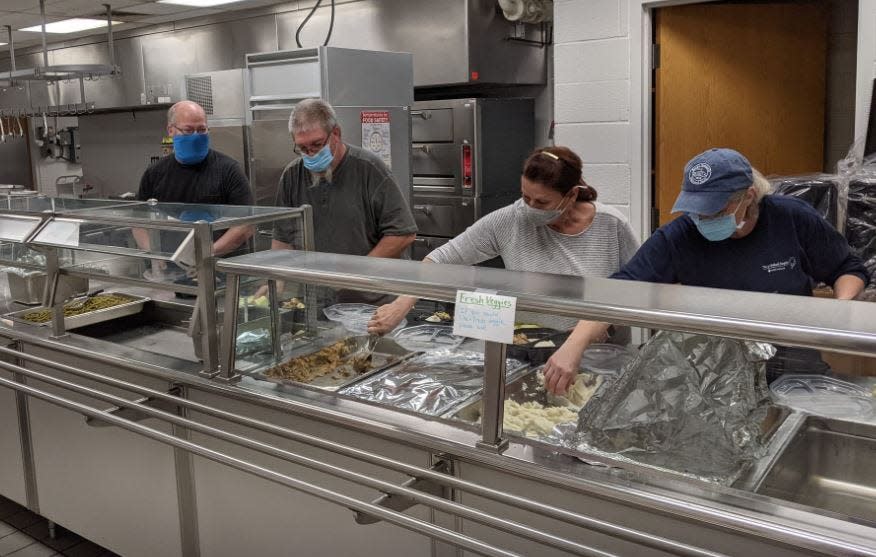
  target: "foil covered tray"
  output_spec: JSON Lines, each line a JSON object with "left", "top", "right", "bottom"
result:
{"left": 253, "top": 335, "right": 414, "bottom": 392}
{"left": 339, "top": 348, "right": 527, "bottom": 417}
{"left": 3, "top": 292, "right": 149, "bottom": 330}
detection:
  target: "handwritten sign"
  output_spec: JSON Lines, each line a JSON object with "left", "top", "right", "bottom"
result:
{"left": 452, "top": 290, "right": 517, "bottom": 344}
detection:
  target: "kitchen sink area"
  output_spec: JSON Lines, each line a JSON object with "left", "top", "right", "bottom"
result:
{"left": 756, "top": 416, "right": 876, "bottom": 526}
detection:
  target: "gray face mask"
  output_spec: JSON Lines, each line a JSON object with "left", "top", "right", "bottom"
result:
{"left": 514, "top": 186, "right": 580, "bottom": 227}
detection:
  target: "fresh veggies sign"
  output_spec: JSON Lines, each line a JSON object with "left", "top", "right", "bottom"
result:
{"left": 452, "top": 290, "right": 516, "bottom": 344}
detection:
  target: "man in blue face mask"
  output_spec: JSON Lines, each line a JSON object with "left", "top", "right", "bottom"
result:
{"left": 543, "top": 147, "right": 869, "bottom": 395}
{"left": 271, "top": 99, "right": 417, "bottom": 304}
{"left": 136, "top": 101, "right": 254, "bottom": 257}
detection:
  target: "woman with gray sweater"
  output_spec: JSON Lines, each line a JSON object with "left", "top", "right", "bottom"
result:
{"left": 367, "top": 146, "right": 640, "bottom": 339}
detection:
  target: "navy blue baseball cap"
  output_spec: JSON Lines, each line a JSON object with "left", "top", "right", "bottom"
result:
{"left": 671, "top": 148, "right": 754, "bottom": 215}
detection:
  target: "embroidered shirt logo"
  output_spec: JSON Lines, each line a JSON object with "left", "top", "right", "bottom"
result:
{"left": 762, "top": 256, "right": 797, "bottom": 274}
{"left": 688, "top": 163, "right": 712, "bottom": 185}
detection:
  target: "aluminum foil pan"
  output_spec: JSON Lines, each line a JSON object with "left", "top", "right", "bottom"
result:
{"left": 254, "top": 335, "right": 413, "bottom": 392}
{"left": 339, "top": 348, "right": 526, "bottom": 417}
{"left": 451, "top": 367, "right": 608, "bottom": 443}
{"left": 573, "top": 331, "right": 777, "bottom": 485}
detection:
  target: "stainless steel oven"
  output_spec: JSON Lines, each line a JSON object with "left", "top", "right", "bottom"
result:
{"left": 410, "top": 98, "right": 534, "bottom": 261}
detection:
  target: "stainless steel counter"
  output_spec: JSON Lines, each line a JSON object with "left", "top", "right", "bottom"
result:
{"left": 0, "top": 276, "right": 875, "bottom": 556}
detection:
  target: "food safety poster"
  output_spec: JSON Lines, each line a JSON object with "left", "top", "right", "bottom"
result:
{"left": 361, "top": 111, "right": 392, "bottom": 169}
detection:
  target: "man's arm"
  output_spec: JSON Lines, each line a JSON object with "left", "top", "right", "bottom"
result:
{"left": 213, "top": 225, "right": 254, "bottom": 256}
{"left": 367, "top": 233, "right": 416, "bottom": 258}
{"left": 132, "top": 227, "right": 151, "bottom": 251}
{"left": 252, "top": 239, "right": 292, "bottom": 297}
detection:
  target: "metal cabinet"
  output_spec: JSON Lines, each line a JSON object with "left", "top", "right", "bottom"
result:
{"left": 456, "top": 461, "right": 813, "bottom": 557}
{"left": 22, "top": 343, "right": 183, "bottom": 557}
{"left": 0, "top": 337, "right": 27, "bottom": 506}
{"left": 187, "top": 388, "right": 432, "bottom": 557}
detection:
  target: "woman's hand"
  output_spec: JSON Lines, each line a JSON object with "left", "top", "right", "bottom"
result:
{"left": 542, "top": 320, "right": 611, "bottom": 395}
{"left": 368, "top": 298, "right": 414, "bottom": 335}
{"left": 543, "top": 340, "right": 584, "bottom": 395}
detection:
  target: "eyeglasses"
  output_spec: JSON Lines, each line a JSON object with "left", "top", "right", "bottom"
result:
{"left": 172, "top": 124, "right": 209, "bottom": 136}
{"left": 293, "top": 129, "right": 334, "bottom": 156}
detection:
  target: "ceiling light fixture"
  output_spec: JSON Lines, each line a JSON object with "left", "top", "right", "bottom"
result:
{"left": 158, "top": 0, "right": 245, "bottom": 6}
{"left": 20, "top": 18, "right": 122, "bottom": 34}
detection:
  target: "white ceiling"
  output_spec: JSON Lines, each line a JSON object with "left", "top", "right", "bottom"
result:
{"left": 0, "top": 0, "right": 292, "bottom": 50}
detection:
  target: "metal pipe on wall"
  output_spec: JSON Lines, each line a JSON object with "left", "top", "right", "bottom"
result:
{"left": 38, "top": 0, "right": 49, "bottom": 70}
{"left": 104, "top": 4, "right": 116, "bottom": 70}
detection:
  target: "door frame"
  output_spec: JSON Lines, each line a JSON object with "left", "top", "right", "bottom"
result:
{"left": 630, "top": 0, "right": 723, "bottom": 238}
{"left": 631, "top": 0, "right": 870, "bottom": 236}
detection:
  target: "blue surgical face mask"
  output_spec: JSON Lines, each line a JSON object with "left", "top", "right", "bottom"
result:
{"left": 690, "top": 199, "right": 747, "bottom": 242}
{"left": 173, "top": 133, "right": 210, "bottom": 165}
{"left": 302, "top": 143, "right": 333, "bottom": 173}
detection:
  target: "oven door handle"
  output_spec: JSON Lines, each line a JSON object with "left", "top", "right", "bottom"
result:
{"left": 412, "top": 143, "right": 432, "bottom": 154}
{"left": 410, "top": 110, "right": 432, "bottom": 120}
{"left": 413, "top": 204, "right": 432, "bottom": 216}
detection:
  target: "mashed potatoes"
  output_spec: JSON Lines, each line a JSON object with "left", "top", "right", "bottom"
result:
{"left": 501, "top": 372, "right": 603, "bottom": 438}
{"left": 504, "top": 400, "right": 578, "bottom": 438}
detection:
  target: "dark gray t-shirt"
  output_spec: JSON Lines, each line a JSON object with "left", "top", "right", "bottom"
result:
{"left": 273, "top": 144, "right": 417, "bottom": 253}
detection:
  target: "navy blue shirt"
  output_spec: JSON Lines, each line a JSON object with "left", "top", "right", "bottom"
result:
{"left": 612, "top": 196, "right": 868, "bottom": 295}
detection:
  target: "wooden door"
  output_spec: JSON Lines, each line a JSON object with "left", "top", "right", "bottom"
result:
{"left": 654, "top": 2, "right": 827, "bottom": 225}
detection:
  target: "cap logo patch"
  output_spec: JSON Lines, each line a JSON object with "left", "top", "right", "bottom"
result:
{"left": 688, "top": 163, "right": 712, "bottom": 185}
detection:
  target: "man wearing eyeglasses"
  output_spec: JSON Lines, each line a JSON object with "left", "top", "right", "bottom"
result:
{"left": 136, "top": 100, "right": 254, "bottom": 256}
{"left": 272, "top": 98, "right": 417, "bottom": 302}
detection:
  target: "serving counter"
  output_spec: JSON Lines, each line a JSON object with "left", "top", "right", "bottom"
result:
{"left": 0, "top": 239, "right": 875, "bottom": 557}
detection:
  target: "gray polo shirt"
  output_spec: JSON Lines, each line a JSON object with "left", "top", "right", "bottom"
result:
{"left": 273, "top": 144, "right": 417, "bottom": 254}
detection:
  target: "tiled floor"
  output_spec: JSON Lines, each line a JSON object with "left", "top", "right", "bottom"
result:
{"left": 0, "top": 496, "right": 118, "bottom": 557}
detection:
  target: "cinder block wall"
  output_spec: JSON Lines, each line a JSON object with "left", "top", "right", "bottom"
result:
{"left": 553, "top": 0, "right": 632, "bottom": 224}
{"left": 555, "top": 0, "right": 868, "bottom": 238}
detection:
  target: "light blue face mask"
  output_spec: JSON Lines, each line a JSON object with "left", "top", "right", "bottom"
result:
{"left": 302, "top": 143, "right": 333, "bottom": 173}
{"left": 690, "top": 199, "right": 747, "bottom": 242}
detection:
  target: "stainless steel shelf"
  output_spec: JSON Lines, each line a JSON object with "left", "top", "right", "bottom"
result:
{"left": 6, "top": 64, "right": 118, "bottom": 83}
{"left": 216, "top": 250, "right": 876, "bottom": 356}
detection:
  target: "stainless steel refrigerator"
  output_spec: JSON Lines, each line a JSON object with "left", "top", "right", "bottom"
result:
{"left": 246, "top": 47, "right": 414, "bottom": 206}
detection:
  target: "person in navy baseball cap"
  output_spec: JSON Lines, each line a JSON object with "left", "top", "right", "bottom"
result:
{"left": 671, "top": 148, "right": 754, "bottom": 215}
{"left": 542, "top": 146, "right": 869, "bottom": 396}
